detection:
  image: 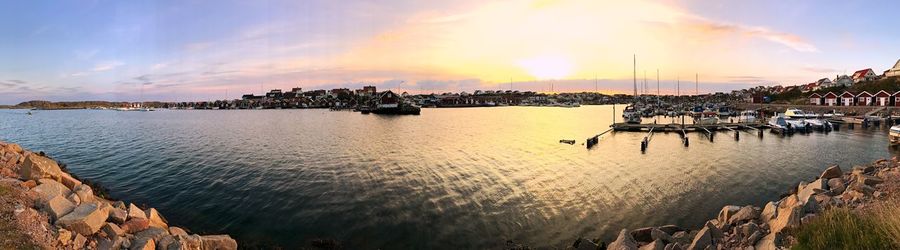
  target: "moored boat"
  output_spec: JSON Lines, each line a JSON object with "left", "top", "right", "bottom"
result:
{"left": 890, "top": 125, "right": 900, "bottom": 145}
{"left": 737, "top": 110, "right": 758, "bottom": 123}
{"left": 768, "top": 115, "right": 793, "bottom": 133}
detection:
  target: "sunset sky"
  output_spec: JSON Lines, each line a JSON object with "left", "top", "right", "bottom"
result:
{"left": 1, "top": 0, "right": 899, "bottom": 103}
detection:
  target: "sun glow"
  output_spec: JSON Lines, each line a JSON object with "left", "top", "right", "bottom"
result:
{"left": 518, "top": 55, "right": 573, "bottom": 79}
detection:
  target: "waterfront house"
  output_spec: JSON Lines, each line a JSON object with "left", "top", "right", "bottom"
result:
{"left": 376, "top": 90, "right": 400, "bottom": 108}
{"left": 893, "top": 91, "right": 900, "bottom": 106}
{"left": 266, "top": 89, "right": 283, "bottom": 99}
{"left": 823, "top": 92, "right": 838, "bottom": 106}
{"left": 856, "top": 91, "right": 873, "bottom": 106}
{"left": 886, "top": 59, "right": 900, "bottom": 78}
{"left": 808, "top": 93, "right": 822, "bottom": 105}
{"left": 875, "top": 90, "right": 891, "bottom": 106}
{"left": 840, "top": 91, "right": 856, "bottom": 106}
{"left": 833, "top": 75, "right": 853, "bottom": 87}
{"left": 852, "top": 68, "right": 879, "bottom": 83}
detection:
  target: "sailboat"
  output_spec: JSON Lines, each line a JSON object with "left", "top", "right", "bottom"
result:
{"left": 625, "top": 55, "right": 642, "bottom": 124}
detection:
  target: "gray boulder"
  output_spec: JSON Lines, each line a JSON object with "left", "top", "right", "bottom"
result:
{"left": 726, "top": 206, "right": 760, "bottom": 225}
{"left": 30, "top": 179, "right": 72, "bottom": 204}
{"left": 19, "top": 154, "right": 62, "bottom": 181}
{"left": 828, "top": 178, "right": 846, "bottom": 194}
{"left": 608, "top": 229, "right": 639, "bottom": 250}
{"left": 650, "top": 227, "right": 673, "bottom": 243}
{"left": 43, "top": 195, "right": 76, "bottom": 220}
{"left": 760, "top": 201, "right": 778, "bottom": 224}
{"left": 716, "top": 205, "right": 741, "bottom": 227}
{"left": 639, "top": 240, "right": 664, "bottom": 250}
{"left": 200, "top": 235, "right": 238, "bottom": 250}
{"left": 820, "top": 165, "right": 842, "bottom": 179}
{"left": 57, "top": 202, "right": 110, "bottom": 236}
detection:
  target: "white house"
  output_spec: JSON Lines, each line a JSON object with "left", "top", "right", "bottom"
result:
{"left": 816, "top": 78, "right": 833, "bottom": 88}
{"left": 852, "top": 68, "right": 878, "bottom": 83}
{"left": 885, "top": 59, "right": 900, "bottom": 78}
{"left": 833, "top": 75, "right": 853, "bottom": 87}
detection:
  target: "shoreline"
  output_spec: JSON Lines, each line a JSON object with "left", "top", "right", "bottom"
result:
{"left": 3, "top": 136, "right": 897, "bottom": 249}
{"left": 0, "top": 141, "right": 237, "bottom": 249}
{"left": 564, "top": 157, "right": 900, "bottom": 250}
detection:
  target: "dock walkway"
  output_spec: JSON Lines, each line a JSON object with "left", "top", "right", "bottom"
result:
{"left": 611, "top": 122, "right": 768, "bottom": 132}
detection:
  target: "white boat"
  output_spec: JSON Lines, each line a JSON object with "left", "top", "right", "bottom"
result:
{"left": 785, "top": 119, "right": 808, "bottom": 131}
{"left": 623, "top": 105, "right": 637, "bottom": 118}
{"left": 769, "top": 115, "right": 790, "bottom": 131}
{"left": 784, "top": 108, "right": 817, "bottom": 119}
{"left": 890, "top": 125, "right": 900, "bottom": 145}
{"left": 822, "top": 110, "right": 844, "bottom": 118}
{"left": 625, "top": 113, "right": 642, "bottom": 124}
{"left": 737, "top": 110, "right": 758, "bottom": 123}
{"left": 694, "top": 115, "right": 719, "bottom": 125}
{"left": 803, "top": 119, "right": 831, "bottom": 130}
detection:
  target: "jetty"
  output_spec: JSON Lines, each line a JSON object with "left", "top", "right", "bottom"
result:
{"left": 610, "top": 122, "right": 768, "bottom": 132}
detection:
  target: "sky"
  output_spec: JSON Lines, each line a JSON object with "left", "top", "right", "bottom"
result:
{"left": 1, "top": 0, "right": 899, "bottom": 104}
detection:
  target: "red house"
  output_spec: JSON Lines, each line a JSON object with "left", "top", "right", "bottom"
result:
{"left": 808, "top": 93, "right": 822, "bottom": 105}
{"left": 893, "top": 91, "right": 900, "bottom": 106}
{"left": 840, "top": 91, "right": 856, "bottom": 106}
{"left": 875, "top": 90, "right": 891, "bottom": 106}
{"left": 823, "top": 92, "right": 838, "bottom": 106}
{"left": 857, "top": 91, "right": 873, "bottom": 106}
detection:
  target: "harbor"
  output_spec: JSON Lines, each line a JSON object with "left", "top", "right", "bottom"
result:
{"left": 3, "top": 106, "right": 899, "bottom": 249}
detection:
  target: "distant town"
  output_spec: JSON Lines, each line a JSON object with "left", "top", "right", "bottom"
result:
{"left": 5, "top": 59, "right": 898, "bottom": 111}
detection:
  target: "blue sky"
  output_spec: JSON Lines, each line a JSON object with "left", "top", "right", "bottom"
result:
{"left": 1, "top": 0, "right": 899, "bottom": 104}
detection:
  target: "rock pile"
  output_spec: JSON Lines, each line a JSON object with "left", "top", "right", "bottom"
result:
{"left": 0, "top": 141, "right": 237, "bottom": 250}
{"left": 572, "top": 159, "right": 900, "bottom": 250}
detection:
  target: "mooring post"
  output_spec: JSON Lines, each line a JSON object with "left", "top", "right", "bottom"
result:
{"left": 735, "top": 130, "right": 739, "bottom": 141}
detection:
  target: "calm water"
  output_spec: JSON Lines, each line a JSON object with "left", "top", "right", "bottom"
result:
{"left": 0, "top": 106, "right": 895, "bottom": 249}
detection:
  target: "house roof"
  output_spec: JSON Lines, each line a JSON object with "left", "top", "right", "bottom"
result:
{"left": 824, "top": 92, "right": 838, "bottom": 98}
{"left": 857, "top": 91, "right": 873, "bottom": 97}
{"left": 809, "top": 93, "right": 822, "bottom": 98}
{"left": 875, "top": 90, "right": 891, "bottom": 97}
{"left": 893, "top": 59, "right": 900, "bottom": 69}
{"left": 853, "top": 68, "right": 873, "bottom": 78}
{"left": 893, "top": 90, "right": 900, "bottom": 96}
{"left": 840, "top": 91, "right": 856, "bottom": 97}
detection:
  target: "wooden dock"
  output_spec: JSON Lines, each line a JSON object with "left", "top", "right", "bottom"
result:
{"left": 610, "top": 122, "right": 769, "bottom": 132}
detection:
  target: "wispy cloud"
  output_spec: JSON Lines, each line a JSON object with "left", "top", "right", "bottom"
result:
{"left": 92, "top": 61, "right": 124, "bottom": 72}
{"left": 679, "top": 16, "right": 818, "bottom": 53}
{"left": 801, "top": 65, "right": 837, "bottom": 73}
{"left": 74, "top": 49, "right": 100, "bottom": 60}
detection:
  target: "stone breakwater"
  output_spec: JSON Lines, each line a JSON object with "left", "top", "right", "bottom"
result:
{"left": 565, "top": 158, "right": 899, "bottom": 250}
{"left": 0, "top": 141, "right": 237, "bottom": 250}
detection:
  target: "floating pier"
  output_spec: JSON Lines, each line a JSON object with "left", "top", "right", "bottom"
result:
{"left": 610, "top": 122, "right": 768, "bottom": 132}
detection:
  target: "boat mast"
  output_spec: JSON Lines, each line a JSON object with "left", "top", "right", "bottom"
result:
{"left": 695, "top": 73, "right": 699, "bottom": 95}
{"left": 633, "top": 54, "right": 637, "bottom": 100}
{"left": 656, "top": 69, "right": 660, "bottom": 106}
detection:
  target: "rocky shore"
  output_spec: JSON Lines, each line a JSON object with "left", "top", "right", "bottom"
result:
{"left": 0, "top": 141, "right": 237, "bottom": 250}
{"left": 562, "top": 158, "right": 900, "bottom": 250}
